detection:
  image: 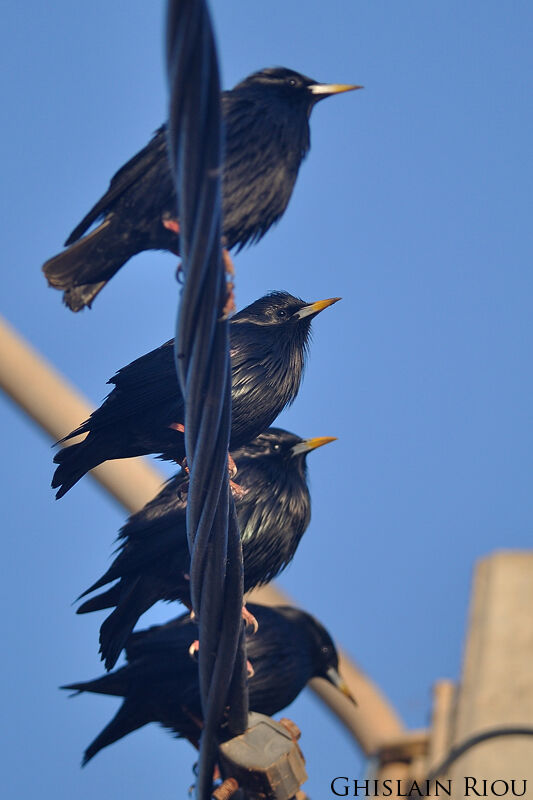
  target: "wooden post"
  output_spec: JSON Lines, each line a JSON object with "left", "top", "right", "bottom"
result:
{"left": 365, "top": 553, "right": 533, "bottom": 797}
{"left": 252, "top": 583, "right": 407, "bottom": 756}
{"left": 446, "top": 552, "right": 533, "bottom": 791}
{"left": 427, "top": 680, "right": 456, "bottom": 773}
{"left": 0, "top": 316, "right": 163, "bottom": 511}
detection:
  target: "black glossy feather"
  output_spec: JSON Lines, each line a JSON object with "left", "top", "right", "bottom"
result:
{"left": 76, "top": 428, "right": 328, "bottom": 669}
{"left": 42, "top": 67, "right": 344, "bottom": 310}
{"left": 51, "top": 291, "right": 336, "bottom": 498}
{"left": 62, "top": 603, "right": 342, "bottom": 764}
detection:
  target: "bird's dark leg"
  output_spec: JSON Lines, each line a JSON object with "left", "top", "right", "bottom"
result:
{"left": 162, "top": 218, "right": 231, "bottom": 304}
{"left": 163, "top": 217, "right": 233, "bottom": 312}
{"left": 182, "top": 706, "right": 204, "bottom": 739}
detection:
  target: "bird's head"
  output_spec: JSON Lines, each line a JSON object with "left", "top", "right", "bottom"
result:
{"left": 231, "top": 290, "right": 340, "bottom": 335}
{"left": 228, "top": 291, "right": 340, "bottom": 441}
{"left": 230, "top": 291, "right": 340, "bottom": 398}
{"left": 234, "top": 67, "right": 362, "bottom": 116}
{"left": 278, "top": 606, "right": 356, "bottom": 705}
{"left": 234, "top": 427, "right": 337, "bottom": 482}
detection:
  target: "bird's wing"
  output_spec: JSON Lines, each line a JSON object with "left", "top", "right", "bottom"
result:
{"left": 125, "top": 616, "right": 194, "bottom": 661}
{"left": 82, "top": 700, "right": 153, "bottom": 764}
{"left": 113, "top": 519, "right": 189, "bottom": 578}
{"left": 65, "top": 125, "right": 169, "bottom": 245}
{"left": 221, "top": 95, "right": 300, "bottom": 250}
{"left": 94, "top": 339, "right": 182, "bottom": 430}
{"left": 58, "top": 339, "right": 180, "bottom": 442}
{"left": 118, "top": 473, "right": 187, "bottom": 542}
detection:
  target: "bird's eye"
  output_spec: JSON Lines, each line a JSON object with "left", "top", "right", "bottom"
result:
{"left": 276, "top": 309, "right": 287, "bottom": 319}
{"left": 273, "top": 443, "right": 281, "bottom": 451}
{"left": 321, "top": 646, "right": 330, "bottom": 655}
{"left": 287, "top": 77, "right": 297, "bottom": 87}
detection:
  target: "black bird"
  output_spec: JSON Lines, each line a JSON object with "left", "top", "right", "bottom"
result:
{"left": 62, "top": 603, "right": 354, "bottom": 764}
{"left": 51, "top": 291, "right": 339, "bottom": 498}
{"left": 42, "top": 67, "right": 361, "bottom": 311}
{"left": 77, "top": 428, "right": 336, "bottom": 670}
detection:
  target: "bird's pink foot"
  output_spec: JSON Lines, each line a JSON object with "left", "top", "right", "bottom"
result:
{"left": 230, "top": 480, "right": 247, "bottom": 499}
{"left": 189, "top": 639, "right": 200, "bottom": 660}
{"left": 227, "top": 453, "right": 247, "bottom": 498}
{"left": 162, "top": 215, "right": 181, "bottom": 235}
{"left": 171, "top": 434, "right": 244, "bottom": 497}
{"left": 222, "top": 248, "right": 236, "bottom": 318}
{"left": 189, "top": 638, "right": 254, "bottom": 677}
{"left": 227, "top": 453, "right": 238, "bottom": 479}
{"left": 242, "top": 605, "right": 259, "bottom": 635}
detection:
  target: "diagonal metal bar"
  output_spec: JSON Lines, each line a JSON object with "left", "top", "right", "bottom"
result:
{"left": 165, "top": 2, "right": 248, "bottom": 798}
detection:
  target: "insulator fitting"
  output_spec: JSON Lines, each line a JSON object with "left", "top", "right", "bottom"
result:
{"left": 218, "top": 712, "right": 308, "bottom": 800}
{"left": 212, "top": 777, "right": 239, "bottom": 800}
{"left": 279, "top": 718, "right": 301, "bottom": 741}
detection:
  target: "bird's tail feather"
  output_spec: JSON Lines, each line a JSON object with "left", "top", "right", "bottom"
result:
{"left": 52, "top": 440, "right": 104, "bottom": 499}
{"left": 81, "top": 701, "right": 150, "bottom": 765}
{"left": 62, "top": 282, "right": 108, "bottom": 312}
{"left": 77, "top": 583, "right": 122, "bottom": 613}
{"left": 42, "top": 218, "right": 136, "bottom": 312}
{"left": 99, "top": 578, "right": 157, "bottom": 671}
{"left": 61, "top": 667, "right": 130, "bottom": 699}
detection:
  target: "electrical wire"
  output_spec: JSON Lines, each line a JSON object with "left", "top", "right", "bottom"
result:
{"left": 165, "top": 2, "right": 248, "bottom": 798}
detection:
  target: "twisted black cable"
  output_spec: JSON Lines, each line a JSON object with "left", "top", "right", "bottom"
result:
{"left": 419, "top": 726, "right": 533, "bottom": 796}
{"left": 165, "top": 2, "right": 248, "bottom": 798}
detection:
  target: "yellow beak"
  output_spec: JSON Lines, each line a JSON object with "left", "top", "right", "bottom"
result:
{"left": 310, "top": 83, "right": 363, "bottom": 97}
{"left": 326, "top": 667, "right": 357, "bottom": 706}
{"left": 291, "top": 436, "right": 337, "bottom": 457}
{"left": 293, "top": 297, "right": 341, "bottom": 320}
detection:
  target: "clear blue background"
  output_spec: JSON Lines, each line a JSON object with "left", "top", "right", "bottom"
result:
{"left": 1, "top": 1, "right": 532, "bottom": 796}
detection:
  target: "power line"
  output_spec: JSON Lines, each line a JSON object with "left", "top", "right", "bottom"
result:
{"left": 165, "top": 2, "right": 247, "bottom": 796}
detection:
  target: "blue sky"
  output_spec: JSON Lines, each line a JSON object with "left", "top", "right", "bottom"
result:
{"left": 1, "top": 1, "right": 532, "bottom": 797}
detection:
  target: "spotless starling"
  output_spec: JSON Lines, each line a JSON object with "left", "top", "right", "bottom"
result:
{"left": 42, "top": 67, "right": 361, "bottom": 311}
{"left": 51, "top": 291, "right": 340, "bottom": 498}
{"left": 62, "top": 603, "right": 354, "bottom": 764}
{"left": 77, "top": 428, "right": 336, "bottom": 670}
